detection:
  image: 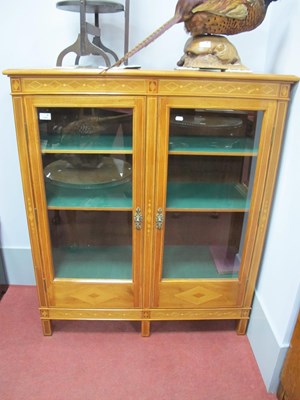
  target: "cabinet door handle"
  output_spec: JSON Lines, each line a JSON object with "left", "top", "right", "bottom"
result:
{"left": 156, "top": 208, "right": 164, "bottom": 230}
{"left": 134, "top": 207, "right": 143, "bottom": 230}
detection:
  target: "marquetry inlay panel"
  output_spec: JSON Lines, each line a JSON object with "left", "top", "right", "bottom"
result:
{"left": 175, "top": 286, "right": 222, "bottom": 306}
{"left": 11, "top": 78, "right": 21, "bottom": 92}
{"left": 148, "top": 80, "right": 158, "bottom": 94}
{"left": 159, "top": 281, "right": 239, "bottom": 308}
{"left": 150, "top": 308, "right": 248, "bottom": 320}
{"left": 22, "top": 78, "right": 147, "bottom": 94}
{"left": 53, "top": 283, "right": 134, "bottom": 308}
{"left": 241, "top": 309, "right": 250, "bottom": 319}
{"left": 26, "top": 196, "right": 36, "bottom": 233}
{"left": 43, "top": 308, "right": 142, "bottom": 320}
{"left": 40, "top": 309, "right": 50, "bottom": 318}
{"left": 159, "top": 80, "right": 282, "bottom": 99}
{"left": 258, "top": 198, "right": 270, "bottom": 233}
{"left": 280, "top": 84, "right": 291, "bottom": 98}
{"left": 146, "top": 200, "right": 152, "bottom": 236}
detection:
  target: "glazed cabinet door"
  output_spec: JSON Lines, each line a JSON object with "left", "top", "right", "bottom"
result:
{"left": 24, "top": 96, "right": 145, "bottom": 309}
{"left": 152, "top": 97, "right": 277, "bottom": 317}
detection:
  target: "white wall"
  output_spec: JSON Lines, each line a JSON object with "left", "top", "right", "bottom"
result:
{"left": 247, "top": 0, "right": 300, "bottom": 392}
{"left": 0, "top": 0, "right": 299, "bottom": 392}
{"left": 258, "top": 0, "right": 300, "bottom": 344}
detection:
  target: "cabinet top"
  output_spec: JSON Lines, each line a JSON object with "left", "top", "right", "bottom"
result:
{"left": 3, "top": 68, "right": 299, "bottom": 83}
{"left": 3, "top": 68, "right": 298, "bottom": 100}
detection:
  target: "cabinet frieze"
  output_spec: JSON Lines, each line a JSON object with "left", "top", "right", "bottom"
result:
{"left": 11, "top": 76, "right": 292, "bottom": 101}
{"left": 159, "top": 79, "right": 285, "bottom": 99}
{"left": 20, "top": 78, "right": 147, "bottom": 95}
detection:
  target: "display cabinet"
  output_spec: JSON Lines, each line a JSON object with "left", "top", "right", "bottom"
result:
{"left": 4, "top": 69, "right": 297, "bottom": 336}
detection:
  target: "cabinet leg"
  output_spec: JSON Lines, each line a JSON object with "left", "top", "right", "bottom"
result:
{"left": 41, "top": 319, "right": 52, "bottom": 336}
{"left": 276, "top": 383, "right": 285, "bottom": 400}
{"left": 236, "top": 319, "right": 249, "bottom": 335}
{"left": 141, "top": 320, "right": 151, "bottom": 337}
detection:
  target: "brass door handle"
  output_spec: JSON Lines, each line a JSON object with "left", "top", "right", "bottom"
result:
{"left": 134, "top": 207, "right": 143, "bottom": 230}
{"left": 156, "top": 208, "right": 164, "bottom": 230}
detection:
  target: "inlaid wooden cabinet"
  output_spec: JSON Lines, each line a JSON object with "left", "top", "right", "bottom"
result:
{"left": 4, "top": 69, "right": 297, "bottom": 336}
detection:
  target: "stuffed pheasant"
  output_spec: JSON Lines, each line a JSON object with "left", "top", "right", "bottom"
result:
{"left": 111, "top": 0, "right": 277, "bottom": 68}
{"left": 183, "top": 0, "right": 277, "bottom": 36}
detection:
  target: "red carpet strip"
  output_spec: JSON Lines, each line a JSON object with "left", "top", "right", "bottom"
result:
{"left": 0, "top": 286, "right": 276, "bottom": 400}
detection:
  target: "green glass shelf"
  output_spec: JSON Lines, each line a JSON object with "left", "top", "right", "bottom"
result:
{"left": 53, "top": 246, "right": 132, "bottom": 279}
{"left": 46, "top": 181, "right": 132, "bottom": 209}
{"left": 169, "top": 136, "right": 257, "bottom": 154}
{"left": 162, "top": 245, "right": 238, "bottom": 279}
{"left": 167, "top": 182, "right": 249, "bottom": 210}
{"left": 41, "top": 134, "right": 132, "bottom": 153}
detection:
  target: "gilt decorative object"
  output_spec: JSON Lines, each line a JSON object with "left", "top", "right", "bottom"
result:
{"left": 177, "top": 35, "right": 248, "bottom": 70}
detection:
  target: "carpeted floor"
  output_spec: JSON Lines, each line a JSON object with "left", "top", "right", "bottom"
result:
{"left": 0, "top": 286, "right": 276, "bottom": 400}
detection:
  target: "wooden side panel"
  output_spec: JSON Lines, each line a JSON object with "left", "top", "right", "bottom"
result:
{"left": 11, "top": 97, "right": 49, "bottom": 308}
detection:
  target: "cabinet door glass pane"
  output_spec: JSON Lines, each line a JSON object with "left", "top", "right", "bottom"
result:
{"left": 38, "top": 107, "right": 134, "bottom": 280}
{"left": 49, "top": 210, "right": 132, "bottom": 279}
{"left": 43, "top": 153, "right": 132, "bottom": 208}
{"left": 39, "top": 107, "right": 132, "bottom": 151}
{"left": 163, "top": 212, "right": 244, "bottom": 279}
{"left": 169, "top": 109, "right": 259, "bottom": 154}
{"left": 162, "top": 108, "right": 262, "bottom": 279}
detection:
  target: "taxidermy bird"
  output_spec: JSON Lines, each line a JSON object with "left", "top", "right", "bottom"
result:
{"left": 111, "top": 0, "right": 278, "bottom": 68}
{"left": 184, "top": 0, "right": 278, "bottom": 36}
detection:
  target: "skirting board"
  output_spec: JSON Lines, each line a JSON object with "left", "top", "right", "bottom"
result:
{"left": 1, "top": 247, "right": 35, "bottom": 285}
{"left": 247, "top": 293, "right": 289, "bottom": 393}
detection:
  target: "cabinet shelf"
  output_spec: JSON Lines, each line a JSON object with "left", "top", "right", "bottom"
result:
{"left": 41, "top": 134, "right": 133, "bottom": 154}
{"left": 168, "top": 136, "right": 257, "bottom": 156}
{"left": 53, "top": 246, "right": 132, "bottom": 280}
{"left": 167, "top": 182, "right": 249, "bottom": 211}
{"left": 46, "top": 181, "right": 132, "bottom": 209}
{"left": 162, "top": 245, "right": 238, "bottom": 279}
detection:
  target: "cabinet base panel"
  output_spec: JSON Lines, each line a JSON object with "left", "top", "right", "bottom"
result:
{"left": 40, "top": 307, "right": 250, "bottom": 336}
